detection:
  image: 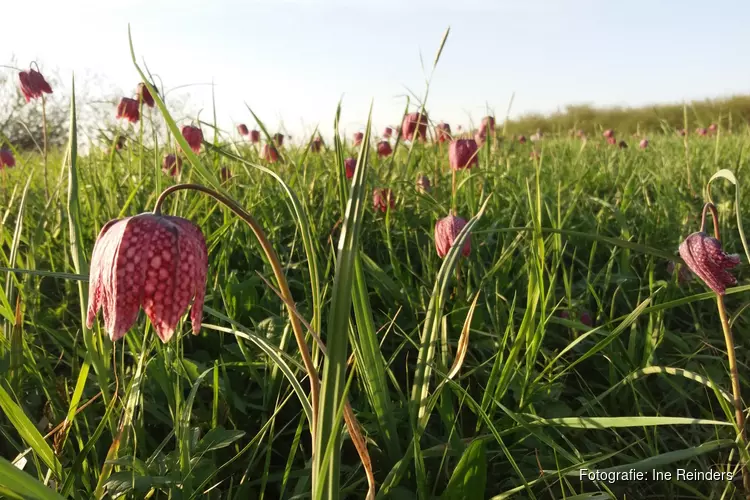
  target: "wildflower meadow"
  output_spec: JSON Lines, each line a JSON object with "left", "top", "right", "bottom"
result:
{"left": 3, "top": 27, "right": 750, "bottom": 500}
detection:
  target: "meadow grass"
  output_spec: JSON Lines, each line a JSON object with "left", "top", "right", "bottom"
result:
{"left": 2, "top": 50, "right": 750, "bottom": 500}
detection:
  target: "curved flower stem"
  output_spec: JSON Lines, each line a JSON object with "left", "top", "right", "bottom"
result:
{"left": 153, "top": 183, "right": 321, "bottom": 485}
{"left": 703, "top": 202, "right": 750, "bottom": 496}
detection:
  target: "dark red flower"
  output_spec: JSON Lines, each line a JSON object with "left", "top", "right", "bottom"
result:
{"left": 401, "top": 111, "right": 428, "bottom": 142}
{"left": 220, "top": 167, "right": 232, "bottom": 182}
{"left": 436, "top": 123, "right": 452, "bottom": 143}
{"left": 435, "top": 214, "right": 470, "bottom": 258}
{"left": 0, "top": 148, "right": 15, "bottom": 169}
{"left": 162, "top": 154, "right": 182, "bottom": 176}
{"left": 449, "top": 139, "right": 479, "bottom": 170}
{"left": 580, "top": 311, "right": 593, "bottom": 327}
{"left": 86, "top": 213, "right": 208, "bottom": 343}
{"left": 559, "top": 310, "right": 570, "bottom": 320}
{"left": 273, "top": 133, "right": 285, "bottom": 147}
{"left": 618, "top": 140, "right": 628, "bottom": 149}
{"left": 137, "top": 83, "right": 155, "bottom": 108}
{"left": 310, "top": 136, "right": 324, "bottom": 152}
{"left": 377, "top": 140, "right": 392, "bottom": 157}
{"left": 115, "top": 136, "right": 126, "bottom": 151}
{"left": 116, "top": 97, "right": 140, "bottom": 123}
{"left": 518, "top": 135, "right": 527, "bottom": 144}
{"left": 373, "top": 188, "right": 395, "bottom": 213}
{"left": 679, "top": 231, "right": 740, "bottom": 295}
{"left": 344, "top": 157, "right": 356, "bottom": 179}
{"left": 18, "top": 69, "right": 53, "bottom": 103}
{"left": 353, "top": 132, "right": 364, "bottom": 146}
{"left": 250, "top": 130, "right": 261, "bottom": 143}
{"left": 181, "top": 126, "right": 203, "bottom": 154}
{"left": 238, "top": 124, "right": 249, "bottom": 136}
{"left": 603, "top": 129, "right": 615, "bottom": 139}
{"left": 383, "top": 126, "right": 393, "bottom": 139}
{"left": 416, "top": 174, "right": 431, "bottom": 193}
{"left": 679, "top": 129, "right": 687, "bottom": 137}
{"left": 262, "top": 144, "right": 279, "bottom": 163}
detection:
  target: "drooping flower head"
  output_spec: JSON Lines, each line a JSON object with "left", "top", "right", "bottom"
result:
{"left": 273, "top": 133, "right": 285, "bottom": 147}
{"left": 618, "top": 140, "right": 628, "bottom": 149}
{"left": 679, "top": 128, "right": 687, "bottom": 137}
{"left": 181, "top": 125, "right": 203, "bottom": 154}
{"left": 237, "top": 124, "right": 249, "bottom": 136}
{"left": 416, "top": 174, "right": 431, "bottom": 193}
{"left": 434, "top": 214, "right": 470, "bottom": 258}
{"left": 678, "top": 231, "right": 740, "bottom": 295}
{"left": 250, "top": 130, "right": 261, "bottom": 143}
{"left": 709, "top": 123, "right": 717, "bottom": 132}
{"left": 86, "top": 213, "right": 208, "bottom": 343}
{"left": 518, "top": 135, "right": 527, "bottom": 144}
{"left": 220, "top": 167, "right": 232, "bottom": 182}
{"left": 377, "top": 140, "right": 392, "bottom": 157}
{"left": 262, "top": 144, "right": 279, "bottom": 163}
{"left": 116, "top": 98, "right": 140, "bottom": 123}
{"left": 436, "top": 122, "right": 452, "bottom": 143}
{"left": 580, "top": 311, "right": 593, "bottom": 327}
{"left": 344, "top": 157, "right": 356, "bottom": 179}
{"left": 137, "top": 83, "right": 155, "bottom": 108}
{"left": 383, "top": 126, "right": 393, "bottom": 139}
{"left": 603, "top": 129, "right": 615, "bottom": 139}
{"left": 401, "top": 111, "right": 428, "bottom": 142}
{"left": 115, "top": 136, "right": 126, "bottom": 151}
{"left": 0, "top": 148, "right": 15, "bottom": 169}
{"left": 18, "top": 68, "right": 53, "bottom": 102}
{"left": 696, "top": 127, "right": 708, "bottom": 136}
{"left": 310, "top": 136, "right": 324, "bottom": 152}
{"left": 162, "top": 154, "right": 182, "bottom": 177}
{"left": 373, "top": 188, "right": 395, "bottom": 213}
{"left": 606, "top": 136, "right": 617, "bottom": 146}
{"left": 353, "top": 132, "right": 364, "bottom": 146}
{"left": 639, "top": 139, "right": 648, "bottom": 149}
{"left": 448, "top": 139, "right": 479, "bottom": 170}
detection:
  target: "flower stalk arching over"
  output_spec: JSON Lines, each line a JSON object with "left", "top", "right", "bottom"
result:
{"left": 150, "top": 183, "right": 375, "bottom": 498}
{"left": 678, "top": 202, "right": 750, "bottom": 495}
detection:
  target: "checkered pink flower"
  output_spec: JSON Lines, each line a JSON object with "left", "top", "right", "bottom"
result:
{"left": 401, "top": 111, "right": 428, "bottom": 142}
{"left": 19, "top": 68, "right": 52, "bottom": 102}
{"left": 449, "top": 139, "right": 479, "bottom": 170}
{"left": 435, "top": 214, "right": 470, "bottom": 258}
{"left": 678, "top": 232, "right": 740, "bottom": 295}
{"left": 181, "top": 126, "right": 203, "bottom": 154}
{"left": 86, "top": 213, "right": 208, "bottom": 343}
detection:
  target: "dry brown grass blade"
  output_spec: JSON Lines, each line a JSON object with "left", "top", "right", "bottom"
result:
{"left": 446, "top": 290, "right": 481, "bottom": 381}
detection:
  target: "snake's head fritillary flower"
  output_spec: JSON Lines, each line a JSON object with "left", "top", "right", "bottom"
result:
{"left": 86, "top": 213, "right": 208, "bottom": 343}
{"left": 709, "top": 123, "right": 717, "bottom": 132}
{"left": 518, "top": 135, "right": 527, "bottom": 144}
{"left": 137, "top": 83, "right": 155, "bottom": 108}
{"left": 606, "top": 136, "right": 617, "bottom": 146}
{"left": 377, "top": 140, "right": 392, "bottom": 158}
{"left": 220, "top": 167, "right": 232, "bottom": 182}
{"left": 353, "top": 132, "right": 364, "bottom": 146}
{"left": 436, "top": 123, "right": 452, "bottom": 143}
{"left": 580, "top": 311, "right": 593, "bottom": 327}
{"left": 696, "top": 127, "right": 707, "bottom": 136}
{"left": 639, "top": 139, "right": 648, "bottom": 149}
{"left": 116, "top": 98, "right": 140, "bottom": 124}
{"left": 435, "top": 214, "right": 470, "bottom": 258}
{"left": 402, "top": 111, "right": 428, "bottom": 142}
{"left": 559, "top": 310, "right": 570, "bottom": 320}
{"left": 237, "top": 124, "right": 249, "bottom": 136}
{"left": 344, "top": 157, "right": 356, "bottom": 179}
{"left": 0, "top": 148, "right": 15, "bottom": 169}
{"left": 383, "top": 126, "right": 393, "bottom": 139}
{"left": 449, "top": 139, "right": 479, "bottom": 170}
{"left": 678, "top": 232, "right": 740, "bottom": 295}
{"left": 679, "top": 128, "right": 687, "bottom": 137}
{"left": 273, "top": 133, "right": 285, "bottom": 147}
{"left": 416, "top": 174, "right": 431, "bottom": 193}
{"left": 262, "top": 144, "right": 279, "bottom": 163}
{"left": 618, "top": 140, "right": 628, "bottom": 149}
{"left": 162, "top": 154, "right": 182, "bottom": 177}
{"left": 373, "top": 188, "right": 395, "bottom": 213}
{"left": 19, "top": 68, "right": 53, "bottom": 102}
{"left": 115, "top": 136, "right": 126, "bottom": 151}
{"left": 181, "top": 126, "right": 203, "bottom": 154}
{"left": 603, "top": 129, "right": 614, "bottom": 139}
{"left": 250, "top": 130, "right": 261, "bottom": 143}
{"left": 310, "top": 136, "right": 324, "bottom": 152}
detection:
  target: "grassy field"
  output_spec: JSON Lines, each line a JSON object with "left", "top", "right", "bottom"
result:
{"left": 3, "top": 43, "right": 750, "bottom": 500}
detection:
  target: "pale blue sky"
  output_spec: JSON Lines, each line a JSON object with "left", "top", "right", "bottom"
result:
{"left": 2, "top": 0, "right": 749, "bottom": 140}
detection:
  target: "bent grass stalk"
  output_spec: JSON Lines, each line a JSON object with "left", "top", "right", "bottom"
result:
{"left": 700, "top": 203, "right": 750, "bottom": 496}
